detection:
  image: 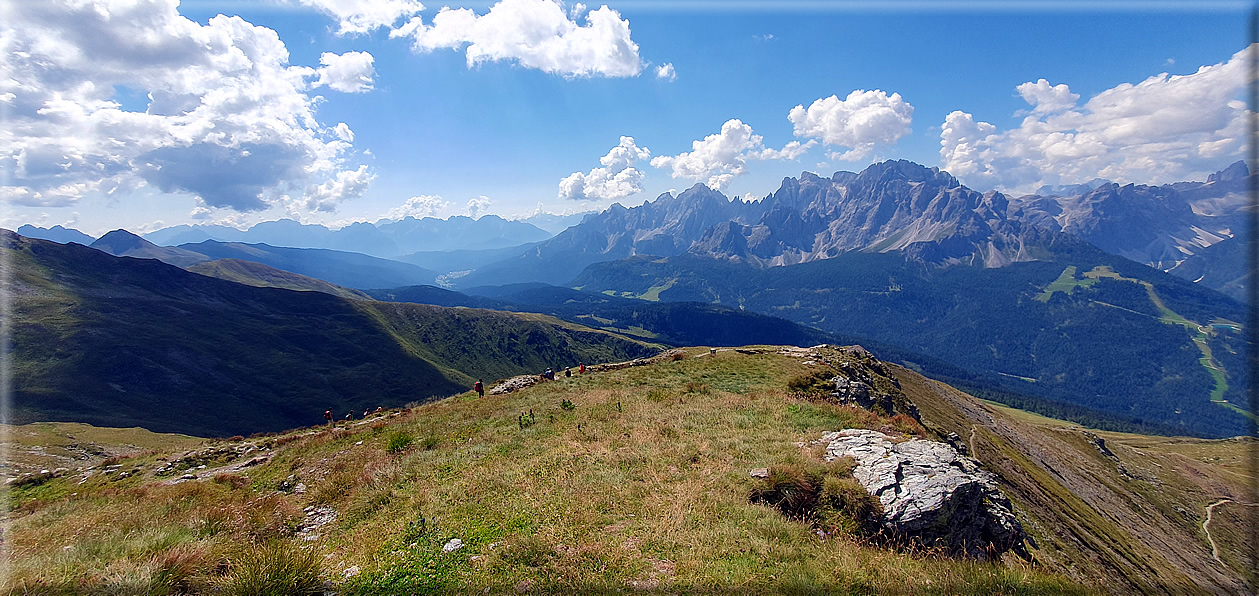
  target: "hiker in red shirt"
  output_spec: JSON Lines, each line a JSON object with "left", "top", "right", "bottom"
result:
{"left": 474, "top": 379, "right": 484, "bottom": 397}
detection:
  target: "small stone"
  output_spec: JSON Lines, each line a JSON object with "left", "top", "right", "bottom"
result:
{"left": 355, "top": 441, "right": 363, "bottom": 446}
{"left": 443, "top": 538, "right": 464, "bottom": 553}
{"left": 749, "top": 468, "right": 769, "bottom": 478}
{"left": 180, "top": 474, "right": 196, "bottom": 480}
{"left": 343, "top": 565, "right": 360, "bottom": 578}
{"left": 295, "top": 482, "right": 307, "bottom": 494}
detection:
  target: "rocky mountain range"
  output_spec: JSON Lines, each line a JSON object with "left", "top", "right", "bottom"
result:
{"left": 454, "top": 160, "right": 1253, "bottom": 294}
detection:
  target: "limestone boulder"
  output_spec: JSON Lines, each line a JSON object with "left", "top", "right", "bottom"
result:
{"left": 824, "top": 429, "right": 1026, "bottom": 559}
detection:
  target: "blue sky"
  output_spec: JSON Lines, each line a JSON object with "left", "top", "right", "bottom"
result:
{"left": 1, "top": 0, "right": 1252, "bottom": 236}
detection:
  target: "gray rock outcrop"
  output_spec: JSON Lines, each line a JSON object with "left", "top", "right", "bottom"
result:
{"left": 823, "top": 429, "right": 1026, "bottom": 559}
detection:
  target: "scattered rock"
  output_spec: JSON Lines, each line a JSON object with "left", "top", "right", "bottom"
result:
{"left": 824, "top": 429, "right": 1027, "bottom": 559}
{"left": 343, "top": 565, "right": 360, "bottom": 578}
{"left": 237, "top": 456, "right": 268, "bottom": 468}
{"left": 489, "top": 375, "right": 540, "bottom": 395}
{"left": 1083, "top": 431, "right": 1118, "bottom": 461}
{"left": 298, "top": 507, "right": 338, "bottom": 540}
{"left": 443, "top": 538, "right": 464, "bottom": 552}
{"left": 944, "top": 432, "right": 968, "bottom": 456}
{"left": 749, "top": 467, "right": 769, "bottom": 478}
{"left": 279, "top": 474, "right": 298, "bottom": 492}
{"left": 795, "top": 345, "right": 920, "bottom": 420}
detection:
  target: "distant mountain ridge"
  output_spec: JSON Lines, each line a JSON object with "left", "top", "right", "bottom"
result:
{"left": 82, "top": 229, "right": 438, "bottom": 289}
{"left": 16, "top": 224, "right": 95, "bottom": 245}
{"left": 143, "top": 214, "right": 553, "bottom": 257}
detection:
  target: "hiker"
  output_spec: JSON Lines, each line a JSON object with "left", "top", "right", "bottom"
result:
{"left": 544, "top": 367, "right": 554, "bottom": 380}
{"left": 363, "top": 408, "right": 370, "bottom": 418}
{"left": 374, "top": 406, "right": 383, "bottom": 414}
{"left": 474, "top": 379, "right": 484, "bottom": 397}
{"left": 324, "top": 410, "right": 332, "bottom": 425}
{"left": 579, "top": 363, "right": 586, "bottom": 374}
{"left": 345, "top": 411, "right": 353, "bottom": 421}
{"left": 565, "top": 368, "right": 571, "bottom": 378}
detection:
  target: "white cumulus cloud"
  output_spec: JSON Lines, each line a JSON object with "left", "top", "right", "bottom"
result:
{"left": 389, "top": 0, "right": 644, "bottom": 78}
{"left": 650, "top": 119, "right": 815, "bottom": 191}
{"left": 940, "top": 45, "right": 1255, "bottom": 192}
{"left": 0, "top": 0, "right": 369, "bottom": 213}
{"left": 559, "top": 136, "right": 651, "bottom": 201}
{"left": 788, "top": 89, "right": 913, "bottom": 161}
{"left": 315, "top": 51, "right": 376, "bottom": 93}
{"left": 384, "top": 194, "right": 452, "bottom": 220}
{"left": 467, "top": 196, "right": 492, "bottom": 218}
{"left": 294, "top": 0, "right": 426, "bottom": 35}
{"left": 656, "top": 63, "right": 676, "bottom": 81}
{"left": 300, "top": 165, "right": 375, "bottom": 212}
{"left": 1016, "top": 79, "right": 1080, "bottom": 115}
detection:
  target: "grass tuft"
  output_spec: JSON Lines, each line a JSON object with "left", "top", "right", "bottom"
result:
{"left": 386, "top": 431, "right": 415, "bottom": 454}
{"left": 222, "top": 542, "right": 323, "bottom": 596}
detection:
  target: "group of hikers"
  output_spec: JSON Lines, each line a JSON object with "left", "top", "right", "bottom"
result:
{"left": 542, "top": 362, "right": 586, "bottom": 381}
{"left": 324, "top": 362, "right": 592, "bottom": 425}
{"left": 323, "top": 406, "right": 384, "bottom": 424}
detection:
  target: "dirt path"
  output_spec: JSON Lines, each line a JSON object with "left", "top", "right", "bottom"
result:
{"left": 1202, "top": 498, "right": 1259, "bottom": 564}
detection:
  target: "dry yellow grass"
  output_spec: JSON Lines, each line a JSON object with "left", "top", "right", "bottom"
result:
{"left": 3, "top": 348, "right": 1089, "bottom": 594}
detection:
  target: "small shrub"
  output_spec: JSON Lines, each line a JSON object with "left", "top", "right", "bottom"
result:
{"left": 198, "top": 509, "right": 232, "bottom": 537}
{"left": 889, "top": 413, "right": 926, "bottom": 437}
{"left": 149, "top": 544, "right": 209, "bottom": 594}
{"left": 751, "top": 459, "right": 883, "bottom": 538}
{"left": 683, "top": 381, "right": 710, "bottom": 394}
{"left": 786, "top": 370, "right": 835, "bottom": 397}
{"left": 750, "top": 464, "right": 822, "bottom": 519}
{"left": 420, "top": 436, "right": 440, "bottom": 450}
{"left": 212, "top": 473, "right": 251, "bottom": 490}
{"left": 645, "top": 388, "right": 671, "bottom": 402}
{"left": 560, "top": 399, "right": 576, "bottom": 411}
{"left": 223, "top": 542, "right": 323, "bottom": 596}
{"left": 500, "top": 534, "right": 556, "bottom": 568}
{"left": 387, "top": 431, "right": 415, "bottom": 454}
{"left": 814, "top": 476, "right": 883, "bottom": 536}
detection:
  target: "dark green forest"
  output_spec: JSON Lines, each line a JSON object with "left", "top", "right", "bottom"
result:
{"left": 573, "top": 248, "right": 1251, "bottom": 438}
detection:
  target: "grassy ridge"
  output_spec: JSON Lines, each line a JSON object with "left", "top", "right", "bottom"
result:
{"left": 6, "top": 233, "right": 656, "bottom": 437}
{"left": 186, "top": 258, "right": 372, "bottom": 300}
{"left": 3, "top": 348, "right": 1089, "bottom": 594}
{"left": 7, "top": 347, "right": 1251, "bottom": 593}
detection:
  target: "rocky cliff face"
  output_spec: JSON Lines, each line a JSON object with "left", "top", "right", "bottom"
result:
{"left": 461, "top": 159, "right": 1252, "bottom": 288}
{"left": 823, "top": 429, "right": 1027, "bottom": 559}
{"left": 1008, "top": 161, "right": 1252, "bottom": 272}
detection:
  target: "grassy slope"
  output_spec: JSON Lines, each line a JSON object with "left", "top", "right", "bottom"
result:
{"left": 6, "top": 346, "right": 1251, "bottom": 594}
{"left": 8, "top": 233, "right": 656, "bottom": 437}
{"left": 903, "top": 370, "right": 1254, "bottom": 593}
{"left": 186, "top": 258, "right": 372, "bottom": 301}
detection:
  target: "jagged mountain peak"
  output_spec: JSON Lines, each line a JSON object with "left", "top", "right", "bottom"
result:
{"left": 851, "top": 159, "right": 960, "bottom": 188}
{"left": 1207, "top": 160, "right": 1249, "bottom": 183}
